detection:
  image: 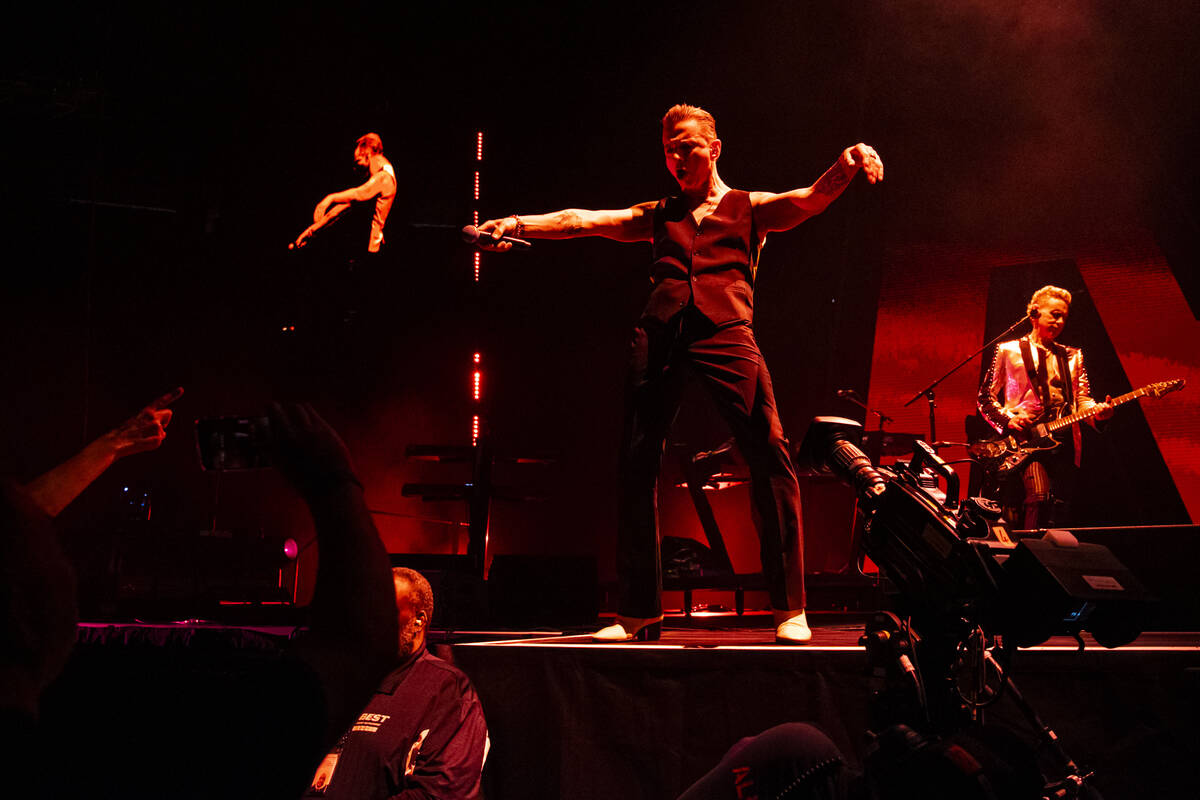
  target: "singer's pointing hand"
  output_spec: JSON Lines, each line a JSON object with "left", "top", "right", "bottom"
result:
{"left": 476, "top": 217, "right": 516, "bottom": 252}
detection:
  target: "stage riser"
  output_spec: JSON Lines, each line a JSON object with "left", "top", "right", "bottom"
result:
{"left": 451, "top": 643, "right": 1200, "bottom": 799}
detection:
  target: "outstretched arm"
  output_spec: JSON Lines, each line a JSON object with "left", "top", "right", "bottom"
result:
{"left": 476, "top": 202, "right": 657, "bottom": 251}
{"left": 24, "top": 387, "right": 183, "bottom": 517}
{"left": 750, "top": 143, "right": 883, "bottom": 233}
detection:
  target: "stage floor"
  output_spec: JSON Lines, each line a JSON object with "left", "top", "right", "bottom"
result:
{"left": 435, "top": 611, "right": 1200, "bottom": 651}
{"left": 445, "top": 614, "right": 1200, "bottom": 800}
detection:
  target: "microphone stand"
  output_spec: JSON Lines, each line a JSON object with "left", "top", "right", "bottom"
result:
{"left": 902, "top": 314, "right": 1030, "bottom": 443}
{"left": 838, "top": 390, "right": 892, "bottom": 465}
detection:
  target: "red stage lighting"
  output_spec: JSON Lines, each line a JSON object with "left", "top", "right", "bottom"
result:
{"left": 472, "top": 132, "right": 485, "bottom": 443}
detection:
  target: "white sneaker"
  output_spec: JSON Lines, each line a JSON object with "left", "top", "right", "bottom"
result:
{"left": 591, "top": 615, "right": 663, "bottom": 642}
{"left": 773, "top": 609, "right": 812, "bottom": 644}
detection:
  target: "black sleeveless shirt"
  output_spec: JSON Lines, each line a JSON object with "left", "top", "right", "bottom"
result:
{"left": 644, "top": 189, "right": 761, "bottom": 326}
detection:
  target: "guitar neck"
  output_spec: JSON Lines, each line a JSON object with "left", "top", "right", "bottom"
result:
{"left": 1045, "top": 388, "right": 1143, "bottom": 433}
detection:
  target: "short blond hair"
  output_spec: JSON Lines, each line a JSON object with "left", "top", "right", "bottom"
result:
{"left": 662, "top": 104, "right": 717, "bottom": 141}
{"left": 1027, "top": 285, "right": 1072, "bottom": 320}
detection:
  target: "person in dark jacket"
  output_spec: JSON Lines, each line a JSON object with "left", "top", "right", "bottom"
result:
{"left": 304, "top": 568, "right": 488, "bottom": 799}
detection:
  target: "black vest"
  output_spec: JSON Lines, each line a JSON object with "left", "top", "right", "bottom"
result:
{"left": 644, "top": 189, "right": 760, "bottom": 325}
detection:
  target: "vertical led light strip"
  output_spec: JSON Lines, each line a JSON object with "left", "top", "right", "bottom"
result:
{"left": 472, "top": 351, "right": 482, "bottom": 446}
{"left": 473, "top": 352, "right": 482, "bottom": 400}
{"left": 472, "top": 131, "right": 484, "bottom": 445}
{"left": 473, "top": 131, "right": 483, "bottom": 284}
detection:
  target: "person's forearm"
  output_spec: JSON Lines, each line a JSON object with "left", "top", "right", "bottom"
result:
{"left": 758, "top": 158, "right": 857, "bottom": 227}
{"left": 24, "top": 388, "right": 181, "bottom": 516}
{"left": 978, "top": 381, "right": 1017, "bottom": 434}
{"left": 24, "top": 435, "right": 120, "bottom": 517}
{"left": 297, "top": 203, "right": 350, "bottom": 247}
{"left": 292, "top": 477, "right": 398, "bottom": 749}
{"left": 314, "top": 202, "right": 350, "bottom": 228}
{"left": 754, "top": 146, "right": 878, "bottom": 233}
{"left": 482, "top": 203, "right": 653, "bottom": 243}
{"left": 304, "top": 479, "right": 397, "bottom": 643}
{"left": 808, "top": 156, "right": 858, "bottom": 209}
{"left": 506, "top": 209, "right": 593, "bottom": 239}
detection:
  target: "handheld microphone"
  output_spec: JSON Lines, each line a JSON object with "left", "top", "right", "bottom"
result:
{"left": 462, "top": 225, "right": 531, "bottom": 249}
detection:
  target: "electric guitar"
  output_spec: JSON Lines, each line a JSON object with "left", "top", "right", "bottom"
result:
{"left": 970, "top": 378, "right": 1185, "bottom": 477}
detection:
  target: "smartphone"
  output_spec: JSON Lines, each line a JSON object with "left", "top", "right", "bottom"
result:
{"left": 195, "top": 416, "right": 272, "bottom": 471}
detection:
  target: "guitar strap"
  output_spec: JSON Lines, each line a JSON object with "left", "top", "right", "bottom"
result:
{"left": 1019, "top": 338, "right": 1051, "bottom": 409}
{"left": 1055, "top": 346, "right": 1076, "bottom": 410}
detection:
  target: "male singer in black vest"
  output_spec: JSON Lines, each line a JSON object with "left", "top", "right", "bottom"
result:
{"left": 478, "top": 105, "right": 883, "bottom": 643}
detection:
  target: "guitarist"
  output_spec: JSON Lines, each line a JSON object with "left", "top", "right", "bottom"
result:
{"left": 978, "top": 285, "right": 1113, "bottom": 529}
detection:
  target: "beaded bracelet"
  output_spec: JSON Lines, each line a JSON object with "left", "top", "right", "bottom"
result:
{"left": 510, "top": 215, "right": 524, "bottom": 237}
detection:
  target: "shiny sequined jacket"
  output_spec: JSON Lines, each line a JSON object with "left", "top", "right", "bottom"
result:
{"left": 978, "top": 337, "right": 1100, "bottom": 466}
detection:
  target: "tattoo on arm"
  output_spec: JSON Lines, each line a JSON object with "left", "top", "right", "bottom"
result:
{"left": 813, "top": 162, "right": 851, "bottom": 196}
{"left": 555, "top": 210, "right": 584, "bottom": 234}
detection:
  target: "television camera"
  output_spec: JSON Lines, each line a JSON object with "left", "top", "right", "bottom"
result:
{"left": 796, "top": 417, "right": 1150, "bottom": 798}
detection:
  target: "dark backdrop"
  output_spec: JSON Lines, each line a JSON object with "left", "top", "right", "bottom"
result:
{"left": 3, "top": 2, "right": 1197, "bottom": 604}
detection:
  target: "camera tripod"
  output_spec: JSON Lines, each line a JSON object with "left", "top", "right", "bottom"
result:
{"left": 862, "top": 611, "right": 1102, "bottom": 799}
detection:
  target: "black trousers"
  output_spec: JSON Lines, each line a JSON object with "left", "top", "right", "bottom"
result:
{"left": 616, "top": 308, "right": 806, "bottom": 617}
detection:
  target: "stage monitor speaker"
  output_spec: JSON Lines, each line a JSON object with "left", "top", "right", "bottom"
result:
{"left": 487, "top": 555, "right": 599, "bottom": 629}
{"left": 1002, "top": 534, "right": 1153, "bottom": 647}
{"left": 1042, "top": 525, "right": 1200, "bottom": 631}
